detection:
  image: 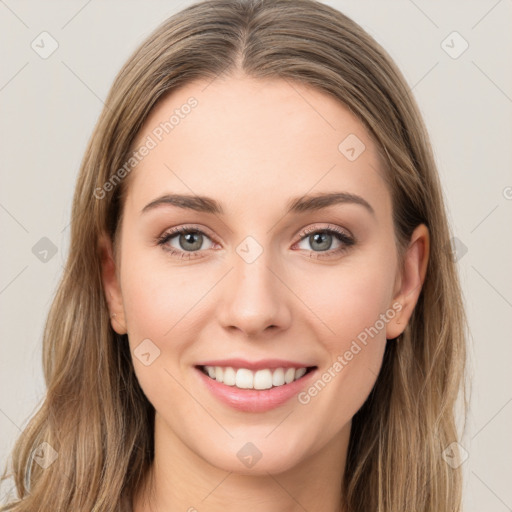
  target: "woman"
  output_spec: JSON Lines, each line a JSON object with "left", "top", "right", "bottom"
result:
{"left": 0, "top": 0, "right": 469, "bottom": 510}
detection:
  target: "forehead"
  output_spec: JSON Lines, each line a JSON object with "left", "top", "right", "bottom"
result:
{"left": 125, "top": 75, "right": 390, "bottom": 222}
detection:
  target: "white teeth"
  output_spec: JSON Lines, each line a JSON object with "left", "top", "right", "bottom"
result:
{"left": 253, "top": 369, "right": 273, "bottom": 390}
{"left": 272, "top": 368, "right": 285, "bottom": 386}
{"left": 295, "top": 367, "right": 307, "bottom": 379}
{"left": 284, "top": 367, "right": 295, "bottom": 384}
{"left": 202, "top": 365, "right": 311, "bottom": 389}
{"left": 235, "top": 368, "right": 253, "bottom": 389}
{"left": 222, "top": 367, "right": 236, "bottom": 386}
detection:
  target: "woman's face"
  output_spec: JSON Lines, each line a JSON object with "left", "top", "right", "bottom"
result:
{"left": 102, "top": 74, "right": 426, "bottom": 475}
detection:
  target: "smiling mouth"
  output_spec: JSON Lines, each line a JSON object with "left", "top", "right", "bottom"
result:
{"left": 196, "top": 365, "right": 317, "bottom": 390}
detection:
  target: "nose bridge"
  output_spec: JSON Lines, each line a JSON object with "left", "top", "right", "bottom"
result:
{"left": 217, "top": 234, "right": 290, "bottom": 335}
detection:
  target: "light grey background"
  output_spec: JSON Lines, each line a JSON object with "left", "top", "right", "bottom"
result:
{"left": 1, "top": 0, "right": 511, "bottom": 509}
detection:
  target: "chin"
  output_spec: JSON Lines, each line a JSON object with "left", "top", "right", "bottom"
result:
{"left": 199, "top": 437, "right": 310, "bottom": 476}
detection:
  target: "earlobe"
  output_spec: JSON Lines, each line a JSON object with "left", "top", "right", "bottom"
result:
{"left": 98, "top": 232, "right": 127, "bottom": 335}
{"left": 386, "top": 224, "right": 430, "bottom": 340}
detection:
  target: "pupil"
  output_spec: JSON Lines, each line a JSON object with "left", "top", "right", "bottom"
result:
{"left": 312, "top": 232, "right": 331, "bottom": 251}
{"left": 181, "top": 232, "right": 202, "bottom": 251}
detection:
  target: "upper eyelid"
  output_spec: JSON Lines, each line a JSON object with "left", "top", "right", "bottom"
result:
{"left": 299, "top": 223, "right": 353, "bottom": 238}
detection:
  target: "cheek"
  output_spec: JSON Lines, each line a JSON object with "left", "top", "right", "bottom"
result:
{"left": 292, "top": 258, "right": 395, "bottom": 441}
{"left": 296, "top": 250, "right": 397, "bottom": 346}
{"left": 294, "top": 246, "right": 396, "bottom": 398}
{"left": 119, "top": 225, "right": 209, "bottom": 327}
{"left": 118, "top": 249, "right": 205, "bottom": 412}
{"left": 117, "top": 235, "right": 185, "bottom": 360}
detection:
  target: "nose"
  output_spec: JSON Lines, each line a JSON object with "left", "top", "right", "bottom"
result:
{"left": 216, "top": 246, "right": 292, "bottom": 339}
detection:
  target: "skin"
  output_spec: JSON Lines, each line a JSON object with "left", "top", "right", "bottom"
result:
{"left": 100, "top": 72, "right": 429, "bottom": 512}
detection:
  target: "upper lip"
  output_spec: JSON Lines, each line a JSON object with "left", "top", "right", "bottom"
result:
{"left": 195, "top": 358, "right": 317, "bottom": 371}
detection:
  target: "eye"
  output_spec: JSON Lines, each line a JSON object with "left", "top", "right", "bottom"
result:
{"left": 156, "top": 225, "right": 215, "bottom": 259}
{"left": 294, "top": 224, "right": 355, "bottom": 259}
{"left": 155, "top": 223, "right": 355, "bottom": 260}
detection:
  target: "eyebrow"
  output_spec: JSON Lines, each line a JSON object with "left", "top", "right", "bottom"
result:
{"left": 141, "top": 191, "right": 375, "bottom": 217}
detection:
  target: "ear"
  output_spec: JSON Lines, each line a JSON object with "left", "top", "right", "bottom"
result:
{"left": 386, "top": 223, "right": 430, "bottom": 340}
{"left": 98, "top": 232, "right": 127, "bottom": 335}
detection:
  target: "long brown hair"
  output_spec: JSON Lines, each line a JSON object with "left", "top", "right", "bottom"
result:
{"left": 1, "top": 1, "right": 469, "bottom": 510}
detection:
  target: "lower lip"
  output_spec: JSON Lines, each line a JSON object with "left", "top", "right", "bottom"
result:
{"left": 195, "top": 366, "right": 317, "bottom": 413}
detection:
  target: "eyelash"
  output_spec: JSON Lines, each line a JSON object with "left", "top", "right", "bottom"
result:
{"left": 155, "top": 223, "right": 355, "bottom": 260}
